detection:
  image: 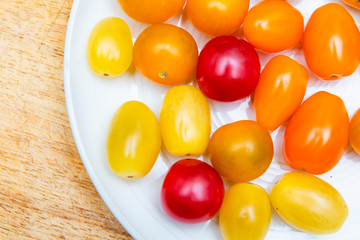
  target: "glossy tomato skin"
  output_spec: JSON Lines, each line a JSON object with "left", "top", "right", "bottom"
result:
{"left": 220, "top": 183, "right": 271, "bottom": 240}
{"left": 208, "top": 120, "right": 273, "bottom": 183}
{"left": 196, "top": 36, "right": 260, "bottom": 102}
{"left": 343, "top": 0, "right": 360, "bottom": 10}
{"left": 186, "top": 0, "right": 249, "bottom": 37}
{"left": 161, "top": 159, "right": 225, "bottom": 224}
{"left": 254, "top": 55, "right": 309, "bottom": 131}
{"left": 87, "top": 17, "right": 133, "bottom": 77}
{"left": 117, "top": 0, "right": 186, "bottom": 24}
{"left": 160, "top": 85, "right": 211, "bottom": 156}
{"left": 133, "top": 24, "right": 198, "bottom": 86}
{"left": 303, "top": 3, "right": 360, "bottom": 80}
{"left": 283, "top": 91, "right": 349, "bottom": 175}
{"left": 107, "top": 101, "right": 162, "bottom": 180}
{"left": 243, "top": 0, "right": 303, "bottom": 53}
{"left": 270, "top": 172, "right": 348, "bottom": 235}
{"left": 350, "top": 108, "right": 360, "bottom": 155}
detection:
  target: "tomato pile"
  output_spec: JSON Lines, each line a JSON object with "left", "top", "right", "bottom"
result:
{"left": 87, "top": 0, "right": 360, "bottom": 239}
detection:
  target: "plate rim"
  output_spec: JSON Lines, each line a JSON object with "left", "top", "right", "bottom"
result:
{"left": 63, "top": 0, "right": 141, "bottom": 239}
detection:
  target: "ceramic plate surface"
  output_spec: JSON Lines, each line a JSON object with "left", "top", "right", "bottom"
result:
{"left": 64, "top": 0, "right": 360, "bottom": 239}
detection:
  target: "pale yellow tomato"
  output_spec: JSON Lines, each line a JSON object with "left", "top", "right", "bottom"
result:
{"left": 270, "top": 172, "right": 348, "bottom": 234}
{"left": 87, "top": 17, "right": 133, "bottom": 77}
{"left": 220, "top": 183, "right": 271, "bottom": 240}
{"left": 160, "top": 85, "right": 211, "bottom": 156}
{"left": 107, "top": 101, "right": 161, "bottom": 180}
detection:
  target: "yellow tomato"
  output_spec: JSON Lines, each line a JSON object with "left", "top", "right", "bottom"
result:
{"left": 219, "top": 183, "right": 271, "bottom": 240}
{"left": 270, "top": 172, "right": 348, "bottom": 234}
{"left": 160, "top": 85, "right": 211, "bottom": 156}
{"left": 350, "top": 108, "right": 360, "bottom": 155}
{"left": 107, "top": 101, "right": 161, "bottom": 180}
{"left": 87, "top": 17, "right": 133, "bottom": 77}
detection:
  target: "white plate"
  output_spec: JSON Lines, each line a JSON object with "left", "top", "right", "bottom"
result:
{"left": 64, "top": 0, "right": 360, "bottom": 239}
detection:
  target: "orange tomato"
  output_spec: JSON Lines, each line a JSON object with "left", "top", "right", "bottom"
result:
{"left": 243, "top": 0, "right": 303, "bottom": 53}
{"left": 133, "top": 24, "right": 198, "bottom": 86}
{"left": 342, "top": 0, "right": 360, "bottom": 10}
{"left": 186, "top": 0, "right": 249, "bottom": 37}
{"left": 254, "top": 55, "right": 309, "bottom": 132}
{"left": 350, "top": 108, "right": 360, "bottom": 155}
{"left": 208, "top": 120, "right": 274, "bottom": 183}
{"left": 303, "top": 3, "right": 360, "bottom": 80}
{"left": 117, "top": 0, "right": 186, "bottom": 24}
{"left": 283, "top": 91, "right": 350, "bottom": 175}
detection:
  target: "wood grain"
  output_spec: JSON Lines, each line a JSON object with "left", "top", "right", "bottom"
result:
{"left": 0, "top": 1, "right": 133, "bottom": 239}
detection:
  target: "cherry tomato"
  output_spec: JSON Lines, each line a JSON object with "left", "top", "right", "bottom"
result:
{"left": 254, "top": 55, "right": 309, "bottom": 131}
{"left": 161, "top": 159, "right": 225, "bottom": 224}
{"left": 350, "top": 108, "right": 360, "bottom": 155}
{"left": 271, "top": 172, "right": 348, "bottom": 235}
{"left": 160, "top": 85, "right": 211, "bottom": 156}
{"left": 107, "top": 101, "right": 162, "bottom": 180}
{"left": 342, "top": 0, "right": 360, "bottom": 10}
{"left": 219, "top": 183, "right": 271, "bottom": 240}
{"left": 87, "top": 17, "right": 133, "bottom": 77}
{"left": 208, "top": 120, "right": 273, "bottom": 183}
{"left": 133, "top": 24, "right": 198, "bottom": 86}
{"left": 243, "top": 0, "right": 304, "bottom": 53}
{"left": 117, "top": 0, "right": 186, "bottom": 24}
{"left": 283, "top": 91, "right": 350, "bottom": 175}
{"left": 303, "top": 3, "right": 360, "bottom": 80}
{"left": 196, "top": 36, "right": 260, "bottom": 102}
{"left": 186, "top": 0, "right": 249, "bottom": 37}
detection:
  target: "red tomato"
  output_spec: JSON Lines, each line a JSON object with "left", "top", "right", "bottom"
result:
{"left": 303, "top": 3, "right": 360, "bottom": 80}
{"left": 283, "top": 91, "right": 350, "bottom": 175}
{"left": 254, "top": 55, "right": 309, "bottom": 131}
{"left": 196, "top": 36, "right": 260, "bottom": 102}
{"left": 186, "top": 0, "right": 249, "bottom": 37}
{"left": 350, "top": 108, "right": 360, "bottom": 155}
{"left": 161, "top": 159, "right": 225, "bottom": 224}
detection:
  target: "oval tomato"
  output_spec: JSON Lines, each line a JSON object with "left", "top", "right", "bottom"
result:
{"left": 87, "top": 17, "right": 133, "bottom": 77}
{"left": 270, "top": 172, "right": 348, "bottom": 234}
{"left": 283, "top": 91, "right": 349, "bottom": 174}
{"left": 133, "top": 24, "right": 198, "bottom": 86}
{"left": 342, "top": 0, "right": 360, "bottom": 10}
{"left": 186, "top": 0, "right": 249, "bottom": 37}
{"left": 220, "top": 183, "right": 271, "bottom": 240}
{"left": 161, "top": 159, "right": 225, "bottom": 224}
{"left": 107, "top": 101, "right": 162, "bottom": 180}
{"left": 196, "top": 36, "right": 260, "bottom": 102}
{"left": 208, "top": 120, "right": 273, "bottom": 183}
{"left": 254, "top": 55, "right": 309, "bottom": 131}
{"left": 117, "top": 0, "right": 186, "bottom": 24}
{"left": 243, "top": 0, "right": 304, "bottom": 53}
{"left": 350, "top": 108, "right": 360, "bottom": 155}
{"left": 160, "top": 85, "right": 211, "bottom": 156}
{"left": 303, "top": 3, "right": 360, "bottom": 80}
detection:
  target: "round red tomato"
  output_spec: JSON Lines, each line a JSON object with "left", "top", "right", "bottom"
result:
{"left": 161, "top": 159, "right": 225, "bottom": 224}
{"left": 196, "top": 36, "right": 260, "bottom": 102}
{"left": 283, "top": 91, "right": 350, "bottom": 175}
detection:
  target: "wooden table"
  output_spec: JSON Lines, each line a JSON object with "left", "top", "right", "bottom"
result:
{"left": 0, "top": 1, "right": 132, "bottom": 239}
